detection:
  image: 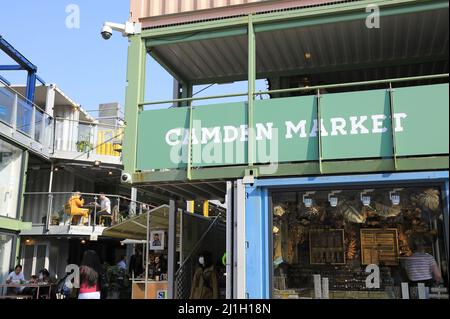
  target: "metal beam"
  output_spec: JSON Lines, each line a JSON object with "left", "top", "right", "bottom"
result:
{"left": 0, "top": 65, "right": 23, "bottom": 70}
{"left": 146, "top": 26, "right": 247, "bottom": 47}
{"left": 248, "top": 15, "right": 256, "bottom": 168}
{"left": 0, "top": 74, "right": 11, "bottom": 86}
{"left": 132, "top": 156, "right": 449, "bottom": 183}
{"left": 0, "top": 35, "right": 37, "bottom": 72}
{"left": 167, "top": 199, "right": 178, "bottom": 299}
{"left": 123, "top": 36, "right": 147, "bottom": 174}
{"left": 225, "top": 181, "right": 233, "bottom": 299}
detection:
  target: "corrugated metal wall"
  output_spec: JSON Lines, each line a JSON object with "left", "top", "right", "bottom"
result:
{"left": 130, "top": 0, "right": 347, "bottom": 28}
{"left": 131, "top": 0, "right": 267, "bottom": 18}
{"left": 23, "top": 169, "right": 94, "bottom": 225}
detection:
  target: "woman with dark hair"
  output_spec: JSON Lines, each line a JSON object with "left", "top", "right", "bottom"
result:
{"left": 190, "top": 251, "right": 218, "bottom": 299}
{"left": 78, "top": 250, "right": 103, "bottom": 299}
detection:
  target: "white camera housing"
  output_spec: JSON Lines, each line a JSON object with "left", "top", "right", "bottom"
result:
{"left": 101, "top": 21, "right": 141, "bottom": 40}
{"left": 121, "top": 173, "right": 132, "bottom": 184}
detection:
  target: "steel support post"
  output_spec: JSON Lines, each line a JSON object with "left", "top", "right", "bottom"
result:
{"left": 247, "top": 14, "right": 256, "bottom": 168}
{"left": 123, "top": 36, "right": 147, "bottom": 174}
{"left": 226, "top": 182, "right": 234, "bottom": 299}
{"left": 234, "top": 180, "right": 247, "bottom": 299}
{"left": 168, "top": 199, "right": 178, "bottom": 299}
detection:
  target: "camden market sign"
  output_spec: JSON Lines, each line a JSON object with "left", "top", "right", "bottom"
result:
{"left": 137, "top": 84, "right": 449, "bottom": 170}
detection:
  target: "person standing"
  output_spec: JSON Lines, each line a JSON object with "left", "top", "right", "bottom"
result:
{"left": 129, "top": 248, "right": 143, "bottom": 278}
{"left": 404, "top": 235, "right": 442, "bottom": 286}
{"left": 190, "top": 251, "right": 219, "bottom": 299}
{"left": 78, "top": 250, "right": 103, "bottom": 300}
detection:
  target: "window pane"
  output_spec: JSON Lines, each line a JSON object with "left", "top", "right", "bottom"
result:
{"left": 23, "top": 245, "right": 34, "bottom": 279}
{"left": 272, "top": 186, "right": 448, "bottom": 299}
{"left": 0, "top": 140, "right": 23, "bottom": 219}
{"left": 16, "top": 98, "right": 33, "bottom": 135}
{"left": 0, "top": 86, "right": 14, "bottom": 125}
{"left": 35, "top": 245, "right": 47, "bottom": 273}
{"left": 34, "top": 110, "right": 44, "bottom": 143}
{"left": 0, "top": 233, "right": 13, "bottom": 284}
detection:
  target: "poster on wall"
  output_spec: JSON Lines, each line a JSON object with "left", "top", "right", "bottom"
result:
{"left": 150, "top": 230, "right": 165, "bottom": 251}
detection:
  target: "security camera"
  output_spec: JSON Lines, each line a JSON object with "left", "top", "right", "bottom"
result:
{"left": 101, "top": 25, "right": 113, "bottom": 40}
{"left": 121, "top": 173, "right": 132, "bottom": 184}
{"left": 100, "top": 21, "right": 141, "bottom": 40}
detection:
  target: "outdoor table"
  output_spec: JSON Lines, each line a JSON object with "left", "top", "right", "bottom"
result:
{"left": 0, "top": 283, "right": 52, "bottom": 299}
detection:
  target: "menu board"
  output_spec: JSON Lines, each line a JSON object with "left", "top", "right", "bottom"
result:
{"left": 360, "top": 229, "right": 399, "bottom": 266}
{"left": 309, "top": 229, "right": 345, "bottom": 265}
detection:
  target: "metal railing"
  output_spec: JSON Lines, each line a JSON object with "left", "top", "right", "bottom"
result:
{"left": 54, "top": 118, "right": 124, "bottom": 158}
{"left": 136, "top": 73, "right": 449, "bottom": 179}
{"left": 22, "top": 192, "right": 156, "bottom": 231}
{"left": 0, "top": 84, "right": 54, "bottom": 151}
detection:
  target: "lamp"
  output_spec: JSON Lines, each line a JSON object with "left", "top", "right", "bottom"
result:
{"left": 303, "top": 192, "right": 316, "bottom": 208}
{"left": 94, "top": 160, "right": 101, "bottom": 167}
{"left": 328, "top": 191, "right": 342, "bottom": 207}
{"left": 360, "top": 190, "right": 374, "bottom": 207}
{"left": 390, "top": 188, "right": 403, "bottom": 206}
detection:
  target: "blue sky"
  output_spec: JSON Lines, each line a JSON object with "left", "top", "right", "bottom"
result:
{"left": 0, "top": 1, "right": 265, "bottom": 113}
{"left": 0, "top": 1, "right": 130, "bottom": 111}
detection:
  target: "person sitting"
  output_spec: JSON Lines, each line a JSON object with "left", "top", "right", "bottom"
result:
{"left": 91, "top": 193, "right": 112, "bottom": 226}
{"left": 6, "top": 265, "right": 26, "bottom": 295}
{"left": 23, "top": 269, "right": 52, "bottom": 299}
{"left": 66, "top": 191, "right": 89, "bottom": 225}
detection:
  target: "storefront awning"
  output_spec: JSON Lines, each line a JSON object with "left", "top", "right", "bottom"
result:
{"left": 102, "top": 205, "right": 172, "bottom": 240}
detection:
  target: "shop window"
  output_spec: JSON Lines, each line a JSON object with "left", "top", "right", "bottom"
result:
{"left": 272, "top": 186, "right": 448, "bottom": 299}
{"left": 0, "top": 139, "right": 23, "bottom": 219}
{"left": 0, "top": 233, "right": 14, "bottom": 284}
{"left": 21, "top": 243, "right": 49, "bottom": 279}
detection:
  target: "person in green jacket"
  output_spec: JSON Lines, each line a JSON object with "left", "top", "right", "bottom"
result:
{"left": 190, "top": 251, "right": 218, "bottom": 299}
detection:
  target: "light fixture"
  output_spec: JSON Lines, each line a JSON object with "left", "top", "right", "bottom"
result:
{"left": 304, "top": 52, "right": 312, "bottom": 60}
{"left": 94, "top": 160, "right": 101, "bottom": 167}
{"left": 25, "top": 239, "right": 31, "bottom": 244}
{"left": 54, "top": 167, "right": 59, "bottom": 172}
{"left": 108, "top": 171, "right": 113, "bottom": 176}
{"left": 273, "top": 226, "right": 280, "bottom": 234}
{"left": 303, "top": 192, "right": 316, "bottom": 208}
{"left": 360, "top": 190, "right": 374, "bottom": 207}
{"left": 390, "top": 188, "right": 403, "bottom": 206}
{"left": 81, "top": 239, "right": 86, "bottom": 245}
{"left": 328, "top": 191, "right": 342, "bottom": 207}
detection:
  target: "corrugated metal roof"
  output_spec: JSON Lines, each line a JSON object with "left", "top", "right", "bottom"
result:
{"left": 150, "top": 8, "right": 448, "bottom": 84}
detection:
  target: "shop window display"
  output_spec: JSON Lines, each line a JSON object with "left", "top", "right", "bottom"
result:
{"left": 272, "top": 186, "right": 448, "bottom": 299}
